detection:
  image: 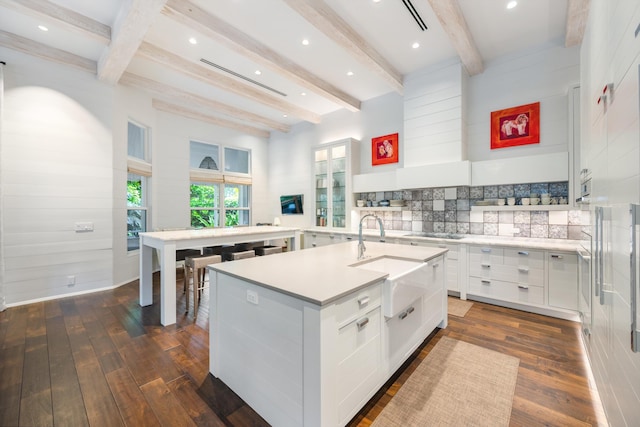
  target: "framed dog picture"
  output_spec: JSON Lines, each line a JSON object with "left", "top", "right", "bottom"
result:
{"left": 372, "top": 133, "right": 399, "bottom": 166}
{"left": 490, "top": 102, "right": 540, "bottom": 149}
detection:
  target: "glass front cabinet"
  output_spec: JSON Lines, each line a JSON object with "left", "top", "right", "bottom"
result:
{"left": 313, "top": 138, "right": 359, "bottom": 229}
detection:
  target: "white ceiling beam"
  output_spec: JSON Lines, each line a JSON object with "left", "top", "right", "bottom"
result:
{"left": 0, "top": 0, "right": 111, "bottom": 44}
{"left": 565, "top": 0, "right": 590, "bottom": 47}
{"left": 163, "top": 0, "right": 361, "bottom": 112}
{"left": 121, "top": 73, "right": 291, "bottom": 133}
{"left": 152, "top": 99, "right": 271, "bottom": 138}
{"left": 97, "top": 0, "right": 168, "bottom": 84}
{"left": 427, "top": 0, "right": 484, "bottom": 76}
{"left": 0, "top": 30, "right": 96, "bottom": 73}
{"left": 137, "top": 42, "right": 322, "bottom": 124}
{"left": 282, "top": 0, "right": 404, "bottom": 95}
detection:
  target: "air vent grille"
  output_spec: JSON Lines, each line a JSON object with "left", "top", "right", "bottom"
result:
{"left": 199, "top": 58, "right": 287, "bottom": 97}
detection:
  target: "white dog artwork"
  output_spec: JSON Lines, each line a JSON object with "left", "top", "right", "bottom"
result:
{"left": 500, "top": 113, "right": 529, "bottom": 137}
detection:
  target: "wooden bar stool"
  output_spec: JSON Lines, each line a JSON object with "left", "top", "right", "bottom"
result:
{"left": 185, "top": 254, "right": 222, "bottom": 315}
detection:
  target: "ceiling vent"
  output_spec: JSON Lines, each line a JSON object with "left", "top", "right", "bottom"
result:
{"left": 401, "top": 0, "right": 428, "bottom": 31}
{"left": 199, "top": 58, "right": 287, "bottom": 97}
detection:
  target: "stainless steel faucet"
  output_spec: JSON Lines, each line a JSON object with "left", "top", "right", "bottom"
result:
{"left": 358, "top": 214, "right": 385, "bottom": 260}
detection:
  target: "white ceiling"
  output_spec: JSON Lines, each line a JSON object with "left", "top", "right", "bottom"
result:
{"left": 0, "top": 0, "right": 583, "bottom": 136}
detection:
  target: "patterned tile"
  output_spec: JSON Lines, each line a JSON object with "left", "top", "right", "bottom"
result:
{"left": 499, "top": 211, "right": 514, "bottom": 224}
{"left": 422, "top": 211, "right": 433, "bottom": 221}
{"left": 531, "top": 211, "right": 549, "bottom": 225}
{"left": 422, "top": 188, "right": 433, "bottom": 200}
{"left": 549, "top": 225, "right": 568, "bottom": 239}
{"left": 433, "top": 211, "right": 445, "bottom": 222}
{"left": 445, "top": 200, "right": 456, "bottom": 211}
{"left": 445, "top": 210, "right": 457, "bottom": 222}
{"left": 549, "top": 182, "right": 568, "bottom": 197}
{"left": 470, "top": 186, "right": 484, "bottom": 199}
{"left": 422, "top": 221, "right": 434, "bottom": 232}
{"left": 457, "top": 222, "right": 470, "bottom": 234}
{"left": 403, "top": 190, "right": 413, "bottom": 200}
{"left": 483, "top": 211, "right": 499, "bottom": 223}
{"left": 514, "top": 223, "right": 531, "bottom": 237}
{"left": 402, "top": 210, "right": 412, "bottom": 221}
{"left": 433, "top": 188, "right": 445, "bottom": 200}
{"left": 457, "top": 186, "right": 470, "bottom": 199}
{"left": 568, "top": 210, "right": 582, "bottom": 225}
{"left": 392, "top": 191, "right": 404, "bottom": 200}
{"left": 470, "top": 222, "right": 484, "bottom": 235}
{"left": 514, "top": 184, "right": 531, "bottom": 198}
{"left": 433, "top": 222, "right": 445, "bottom": 232}
{"left": 456, "top": 199, "right": 470, "bottom": 211}
{"left": 484, "top": 186, "right": 499, "bottom": 199}
{"left": 393, "top": 220, "right": 403, "bottom": 230}
{"left": 422, "top": 200, "right": 433, "bottom": 211}
{"left": 530, "top": 183, "right": 549, "bottom": 196}
{"left": 568, "top": 225, "right": 582, "bottom": 240}
{"left": 433, "top": 200, "right": 445, "bottom": 211}
{"left": 498, "top": 185, "right": 514, "bottom": 198}
{"left": 445, "top": 222, "right": 457, "bottom": 233}
{"left": 392, "top": 211, "right": 402, "bottom": 221}
{"left": 531, "top": 224, "right": 549, "bottom": 238}
{"left": 412, "top": 221, "right": 423, "bottom": 232}
{"left": 383, "top": 211, "right": 393, "bottom": 221}
{"left": 456, "top": 211, "right": 470, "bottom": 223}
{"left": 368, "top": 192, "right": 377, "bottom": 201}
{"left": 411, "top": 201, "right": 422, "bottom": 211}
{"left": 402, "top": 221, "right": 413, "bottom": 231}
{"left": 412, "top": 210, "right": 423, "bottom": 221}
{"left": 412, "top": 190, "right": 423, "bottom": 201}
{"left": 514, "top": 211, "right": 531, "bottom": 224}
{"left": 483, "top": 223, "right": 498, "bottom": 236}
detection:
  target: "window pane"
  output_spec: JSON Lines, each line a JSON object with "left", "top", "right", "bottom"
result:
{"left": 191, "top": 141, "right": 220, "bottom": 170}
{"left": 191, "top": 209, "right": 219, "bottom": 228}
{"left": 127, "top": 174, "right": 143, "bottom": 207}
{"left": 128, "top": 122, "right": 146, "bottom": 160}
{"left": 224, "top": 184, "right": 249, "bottom": 208}
{"left": 127, "top": 209, "right": 146, "bottom": 251}
{"left": 224, "top": 147, "right": 250, "bottom": 174}
{"left": 225, "top": 210, "right": 249, "bottom": 227}
{"left": 190, "top": 183, "right": 219, "bottom": 208}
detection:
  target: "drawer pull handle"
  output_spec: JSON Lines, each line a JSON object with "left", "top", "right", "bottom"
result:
{"left": 432, "top": 263, "right": 440, "bottom": 268}
{"left": 481, "top": 248, "right": 491, "bottom": 253}
{"left": 551, "top": 254, "right": 563, "bottom": 259}
{"left": 358, "top": 296, "right": 370, "bottom": 306}
{"left": 357, "top": 318, "right": 369, "bottom": 329}
{"left": 481, "top": 263, "right": 491, "bottom": 268}
{"left": 518, "top": 251, "right": 529, "bottom": 256}
{"left": 406, "top": 306, "right": 415, "bottom": 315}
{"left": 518, "top": 267, "right": 529, "bottom": 273}
{"left": 481, "top": 280, "right": 491, "bottom": 285}
{"left": 329, "top": 235, "right": 335, "bottom": 239}
{"left": 518, "top": 285, "right": 529, "bottom": 290}
{"left": 312, "top": 243, "right": 317, "bottom": 247}
{"left": 410, "top": 242, "right": 419, "bottom": 246}
{"left": 399, "top": 311, "right": 408, "bottom": 320}
{"left": 312, "top": 234, "right": 317, "bottom": 237}
{"left": 346, "top": 236, "right": 353, "bottom": 240}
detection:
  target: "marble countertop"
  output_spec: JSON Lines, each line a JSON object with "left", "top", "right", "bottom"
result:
{"left": 209, "top": 241, "right": 447, "bottom": 306}
{"left": 304, "top": 227, "right": 582, "bottom": 252}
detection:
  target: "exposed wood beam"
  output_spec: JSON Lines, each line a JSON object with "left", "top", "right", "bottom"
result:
{"left": 565, "top": 0, "right": 590, "bottom": 47}
{"left": 121, "top": 72, "right": 291, "bottom": 133}
{"left": 0, "top": 0, "right": 111, "bottom": 44}
{"left": 137, "top": 42, "right": 322, "bottom": 124}
{"left": 282, "top": 0, "right": 404, "bottom": 95}
{"left": 0, "top": 30, "right": 96, "bottom": 74}
{"left": 152, "top": 99, "right": 270, "bottom": 138}
{"left": 163, "top": 0, "right": 361, "bottom": 112}
{"left": 427, "top": 0, "right": 484, "bottom": 76}
{"left": 98, "top": 0, "right": 168, "bottom": 84}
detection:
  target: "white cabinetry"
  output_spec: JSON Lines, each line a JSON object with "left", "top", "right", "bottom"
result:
{"left": 404, "top": 240, "right": 464, "bottom": 296}
{"left": 304, "top": 231, "right": 352, "bottom": 249}
{"left": 548, "top": 252, "right": 578, "bottom": 310}
{"left": 313, "top": 139, "right": 359, "bottom": 230}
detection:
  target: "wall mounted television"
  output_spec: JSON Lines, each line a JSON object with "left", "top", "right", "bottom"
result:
{"left": 280, "top": 194, "right": 304, "bottom": 215}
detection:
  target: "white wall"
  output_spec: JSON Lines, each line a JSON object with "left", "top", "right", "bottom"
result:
{"left": 268, "top": 92, "right": 403, "bottom": 228}
{"left": 467, "top": 41, "right": 580, "bottom": 162}
{"left": 1, "top": 48, "right": 114, "bottom": 305}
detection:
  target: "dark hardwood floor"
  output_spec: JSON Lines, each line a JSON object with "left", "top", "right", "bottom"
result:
{"left": 0, "top": 271, "right": 606, "bottom": 426}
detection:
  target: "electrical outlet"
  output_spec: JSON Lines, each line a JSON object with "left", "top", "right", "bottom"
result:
{"left": 67, "top": 275, "right": 76, "bottom": 287}
{"left": 246, "top": 290, "right": 259, "bottom": 305}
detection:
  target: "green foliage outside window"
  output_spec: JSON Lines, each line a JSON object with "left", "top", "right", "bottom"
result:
{"left": 127, "top": 179, "right": 143, "bottom": 238}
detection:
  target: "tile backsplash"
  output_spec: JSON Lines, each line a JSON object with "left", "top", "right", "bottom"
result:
{"left": 357, "top": 182, "right": 588, "bottom": 239}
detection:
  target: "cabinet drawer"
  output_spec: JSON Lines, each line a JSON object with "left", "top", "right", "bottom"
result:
{"left": 337, "top": 307, "right": 381, "bottom": 361}
{"left": 335, "top": 284, "right": 381, "bottom": 326}
{"left": 469, "top": 246, "right": 503, "bottom": 265}
{"left": 468, "top": 276, "right": 544, "bottom": 306}
{"left": 387, "top": 298, "right": 425, "bottom": 371}
{"left": 501, "top": 265, "right": 544, "bottom": 287}
{"left": 503, "top": 248, "right": 544, "bottom": 269}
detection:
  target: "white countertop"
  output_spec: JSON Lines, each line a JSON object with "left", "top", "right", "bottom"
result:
{"left": 305, "top": 228, "right": 581, "bottom": 252}
{"left": 210, "top": 241, "right": 447, "bottom": 306}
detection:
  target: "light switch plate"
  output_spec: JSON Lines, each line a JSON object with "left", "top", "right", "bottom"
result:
{"left": 75, "top": 222, "right": 94, "bottom": 232}
{"left": 246, "top": 290, "right": 259, "bottom": 305}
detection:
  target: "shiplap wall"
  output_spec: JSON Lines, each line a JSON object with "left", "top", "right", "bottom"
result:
{"left": 403, "top": 60, "right": 466, "bottom": 167}
{"left": 1, "top": 48, "right": 114, "bottom": 305}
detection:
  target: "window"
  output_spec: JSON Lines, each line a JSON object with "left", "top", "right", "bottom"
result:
{"left": 189, "top": 141, "right": 252, "bottom": 228}
{"left": 190, "top": 182, "right": 220, "bottom": 228}
{"left": 127, "top": 120, "right": 151, "bottom": 251}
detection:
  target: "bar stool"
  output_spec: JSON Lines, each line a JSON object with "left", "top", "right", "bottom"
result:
{"left": 254, "top": 245, "right": 283, "bottom": 256}
{"left": 222, "top": 249, "right": 255, "bottom": 261}
{"left": 185, "top": 254, "right": 222, "bottom": 315}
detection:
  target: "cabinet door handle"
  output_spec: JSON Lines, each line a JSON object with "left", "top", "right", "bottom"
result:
{"left": 481, "top": 263, "right": 491, "bottom": 268}
{"left": 406, "top": 306, "right": 415, "bottom": 315}
{"left": 357, "top": 317, "right": 369, "bottom": 329}
{"left": 357, "top": 296, "right": 370, "bottom": 306}
{"left": 481, "top": 280, "right": 491, "bottom": 285}
{"left": 432, "top": 263, "right": 440, "bottom": 268}
{"left": 329, "top": 235, "right": 335, "bottom": 239}
{"left": 399, "top": 311, "right": 408, "bottom": 320}
{"left": 312, "top": 233, "right": 317, "bottom": 238}
{"left": 518, "top": 285, "right": 529, "bottom": 290}
{"left": 346, "top": 236, "right": 353, "bottom": 240}
{"left": 410, "top": 242, "right": 418, "bottom": 246}
{"left": 518, "top": 251, "right": 529, "bottom": 256}
{"left": 518, "top": 267, "right": 529, "bottom": 273}
{"left": 312, "top": 243, "right": 317, "bottom": 247}
{"left": 481, "top": 248, "right": 491, "bottom": 253}
{"left": 550, "top": 254, "right": 563, "bottom": 259}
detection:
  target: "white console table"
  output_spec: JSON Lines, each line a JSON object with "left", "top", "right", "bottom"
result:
{"left": 139, "top": 226, "right": 302, "bottom": 325}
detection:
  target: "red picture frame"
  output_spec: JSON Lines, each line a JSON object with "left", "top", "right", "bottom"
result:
{"left": 490, "top": 102, "right": 540, "bottom": 149}
{"left": 372, "top": 133, "right": 399, "bottom": 166}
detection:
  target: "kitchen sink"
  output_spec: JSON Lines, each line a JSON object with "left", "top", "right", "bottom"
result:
{"left": 351, "top": 256, "right": 429, "bottom": 317}
{"left": 404, "top": 232, "right": 465, "bottom": 239}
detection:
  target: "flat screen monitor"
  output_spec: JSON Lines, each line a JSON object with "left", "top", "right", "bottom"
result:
{"left": 280, "top": 194, "right": 304, "bottom": 215}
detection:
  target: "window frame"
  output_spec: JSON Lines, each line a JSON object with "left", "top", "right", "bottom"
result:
{"left": 127, "top": 119, "right": 151, "bottom": 252}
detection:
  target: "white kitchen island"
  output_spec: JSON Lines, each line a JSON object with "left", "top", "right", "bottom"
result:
{"left": 208, "top": 241, "right": 447, "bottom": 427}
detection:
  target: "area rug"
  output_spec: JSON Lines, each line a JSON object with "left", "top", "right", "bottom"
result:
{"left": 448, "top": 297, "right": 473, "bottom": 317}
{"left": 371, "top": 336, "right": 520, "bottom": 427}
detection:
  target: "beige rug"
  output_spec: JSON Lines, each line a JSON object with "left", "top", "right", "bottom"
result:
{"left": 371, "top": 336, "right": 520, "bottom": 427}
{"left": 448, "top": 297, "right": 473, "bottom": 317}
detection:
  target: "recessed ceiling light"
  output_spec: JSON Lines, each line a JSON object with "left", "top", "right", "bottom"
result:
{"left": 38, "top": 25, "right": 48, "bottom": 32}
{"left": 346, "top": 71, "right": 354, "bottom": 77}
{"left": 302, "top": 39, "right": 310, "bottom": 46}
{"left": 506, "top": 1, "right": 517, "bottom": 9}
{"left": 255, "top": 70, "right": 262, "bottom": 75}
{"left": 188, "top": 37, "right": 197, "bottom": 44}
{"left": 301, "top": 92, "right": 307, "bottom": 96}
{"left": 412, "top": 42, "right": 420, "bottom": 49}
{"left": 372, "top": 0, "right": 382, "bottom": 3}
{"left": 283, "top": 114, "right": 288, "bottom": 118}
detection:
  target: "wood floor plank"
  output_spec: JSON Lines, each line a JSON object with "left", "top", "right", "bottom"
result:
{"left": 0, "top": 343, "right": 25, "bottom": 426}
{"left": 105, "top": 367, "right": 161, "bottom": 427}
{"left": 167, "top": 375, "right": 226, "bottom": 427}
{"left": 140, "top": 378, "right": 197, "bottom": 427}
{"left": 20, "top": 336, "right": 53, "bottom": 427}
